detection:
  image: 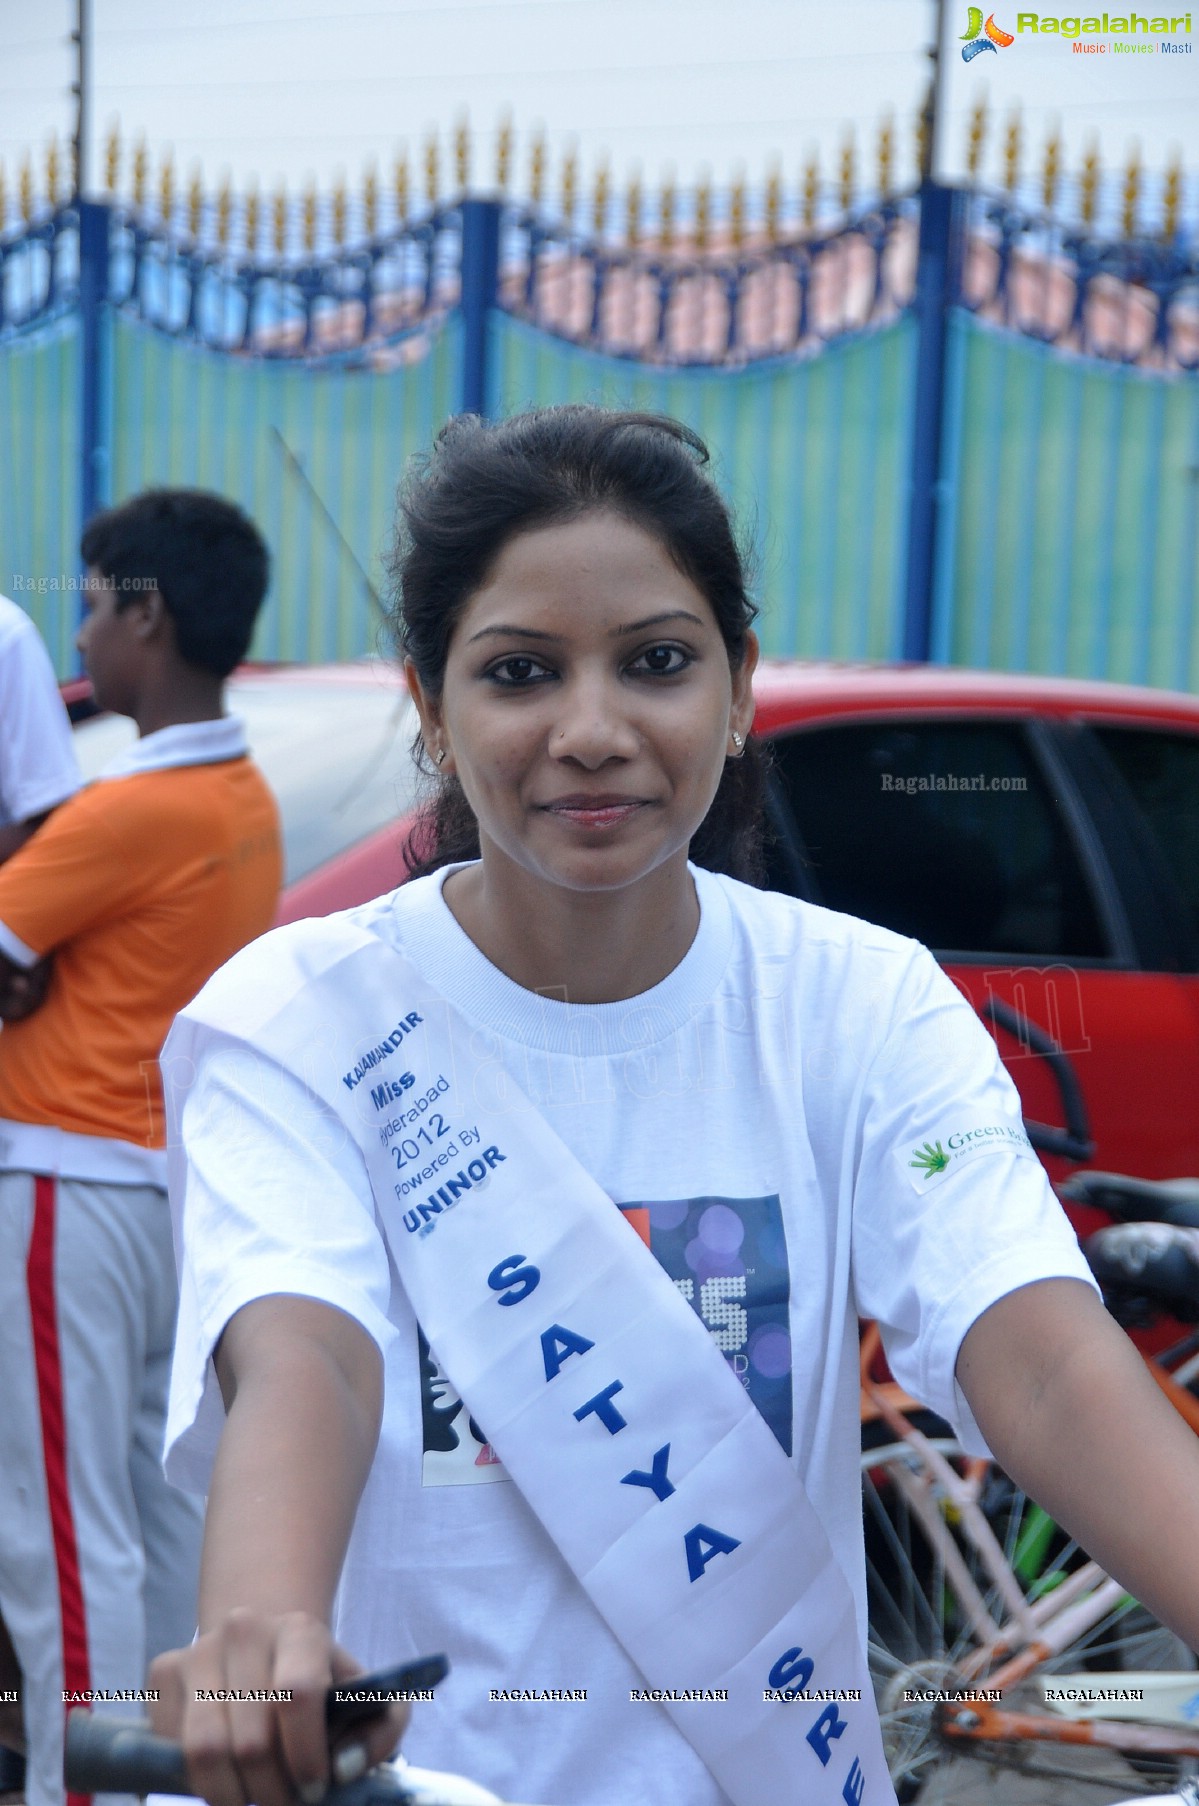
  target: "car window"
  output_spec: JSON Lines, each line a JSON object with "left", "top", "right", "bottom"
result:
{"left": 73, "top": 668, "right": 421, "bottom": 885}
{"left": 764, "top": 719, "right": 1109, "bottom": 959}
{"left": 1090, "top": 726, "right": 1199, "bottom": 954}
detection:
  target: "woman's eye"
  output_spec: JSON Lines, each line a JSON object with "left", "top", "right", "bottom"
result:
{"left": 630, "top": 644, "right": 691, "bottom": 676}
{"left": 487, "top": 655, "right": 551, "bottom": 686}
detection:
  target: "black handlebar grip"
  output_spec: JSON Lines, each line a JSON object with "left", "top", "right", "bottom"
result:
{"left": 64, "top": 1711, "right": 192, "bottom": 1795}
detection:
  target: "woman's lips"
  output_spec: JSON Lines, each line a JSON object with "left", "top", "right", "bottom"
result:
{"left": 541, "top": 796, "right": 648, "bottom": 828}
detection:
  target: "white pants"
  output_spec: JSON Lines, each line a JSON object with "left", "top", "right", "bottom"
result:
{"left": 0, "top": 1172, "right": 203, "bottom": 1806}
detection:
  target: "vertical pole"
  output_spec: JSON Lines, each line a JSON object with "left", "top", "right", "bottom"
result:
{"left": 459, "top": 197, "right": 502, "bottom": 416}
{"left": 901, "top": 180, "right": 961, "bottom": 662}
{"left": 70, "top": 0, "right": 89, "bottom": 201}
{"left": 902, "top": 0, "right": 957, "bottom": 663}
{"left": 78, "top": 199, "right": 110, "bottom": 535}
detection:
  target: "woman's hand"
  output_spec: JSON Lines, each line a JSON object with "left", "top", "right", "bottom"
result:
{"left": 149, "top": 1609, "right": 409, "bottom": 1806}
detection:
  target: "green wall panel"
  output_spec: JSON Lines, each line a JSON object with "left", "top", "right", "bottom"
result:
{"left": 489, "top": 311, "right": 917, "bottom": 662}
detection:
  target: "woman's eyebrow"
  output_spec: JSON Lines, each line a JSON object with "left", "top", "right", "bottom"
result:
{"left": 466, "top": 609, "right": 704, "bottom": 646}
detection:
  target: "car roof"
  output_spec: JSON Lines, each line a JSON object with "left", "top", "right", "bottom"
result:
{"left": 751, "top": 660, "right": 1199, "bottom": 736}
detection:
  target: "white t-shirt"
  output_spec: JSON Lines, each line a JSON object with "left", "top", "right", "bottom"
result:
{"left": 0, "top": 595, "right": 80, "bottom": 828}
{"left": 165, "top": 865, "right": 1096, "bottom": 1806}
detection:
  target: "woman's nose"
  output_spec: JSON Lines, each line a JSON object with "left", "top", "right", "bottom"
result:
{"left": 548, "top": 677, "right": 640, "bottom": 765}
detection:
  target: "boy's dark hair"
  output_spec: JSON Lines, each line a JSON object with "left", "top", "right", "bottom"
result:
{"left": 390, "top": 405, "right": 767, "bottom": 884}
{"left": 80, "top": 489, "right": 270, "bottom": 678}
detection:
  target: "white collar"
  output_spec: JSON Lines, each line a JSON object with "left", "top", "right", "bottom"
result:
{"left": 95, "top": 716, "right": 249, "bottom": 781}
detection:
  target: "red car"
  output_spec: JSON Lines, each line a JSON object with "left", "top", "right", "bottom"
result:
{"left": 72, "top": 658, "right": 1199, "bottom": 1225}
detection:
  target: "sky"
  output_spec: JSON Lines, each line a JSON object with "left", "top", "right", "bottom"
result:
{"left": 0, "top": 0, "right": 1196, "bottom": 229}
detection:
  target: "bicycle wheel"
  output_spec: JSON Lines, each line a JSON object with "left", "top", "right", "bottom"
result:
{"left": 860, "top": 1415, "right": 1194, "bottom": 1803}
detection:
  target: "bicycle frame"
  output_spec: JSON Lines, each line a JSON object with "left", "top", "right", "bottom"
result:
{"left": 859, "top": 1341, "right": 1199, "bottom": 1765}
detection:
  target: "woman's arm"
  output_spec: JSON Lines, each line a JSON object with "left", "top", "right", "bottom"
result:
{"left": 150, "top": 1295, "right": 408, "bottom": 1806}
{"left": 956, "top": 1276, "right": 1199, "bottom": 1653}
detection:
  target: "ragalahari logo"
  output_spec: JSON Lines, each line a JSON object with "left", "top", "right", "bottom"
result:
{"left": 909, "top": 1140, "right": 951, "bottom": 1177}
{"left": 962, "top": 7, "right": 1017, "bottom": 54}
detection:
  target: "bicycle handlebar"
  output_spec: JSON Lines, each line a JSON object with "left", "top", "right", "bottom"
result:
{"left": 63, "top": 1712, "right": 550, "bottom": 1806}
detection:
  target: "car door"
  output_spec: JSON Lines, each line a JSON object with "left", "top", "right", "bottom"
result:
{"left": 760, "top": 713, "right": 1199, "bottom": 1196}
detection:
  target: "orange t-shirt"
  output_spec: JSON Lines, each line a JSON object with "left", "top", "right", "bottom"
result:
{"left": 0, "top": 757, "right": 281, "bottom": 1149}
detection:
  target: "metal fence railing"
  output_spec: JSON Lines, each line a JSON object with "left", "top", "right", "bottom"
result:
{"left": 1, "top": 112, "right": 1197, "bottom": 687}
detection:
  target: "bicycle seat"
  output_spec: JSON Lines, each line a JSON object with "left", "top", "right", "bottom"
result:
{"left": 1083, "top": 1222, "right": 1199, "bottom": 1323}
{"left": 1061, "top": 1171, "right": 1199, "bottom": 1230}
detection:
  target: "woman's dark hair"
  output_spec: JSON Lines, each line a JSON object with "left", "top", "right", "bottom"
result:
{"left": 81, "top": 488, "right": 270, "bottom": 678}
{"left": 390, "top": 405, "right": 767, "bottom": 884}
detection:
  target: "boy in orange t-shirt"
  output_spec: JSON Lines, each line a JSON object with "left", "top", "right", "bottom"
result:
{"left": 0, "top": 491, "right": 281, "bottom": 1806}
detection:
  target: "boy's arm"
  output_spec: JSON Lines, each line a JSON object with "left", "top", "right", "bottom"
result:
{"left": 957, "top": 1276, "right": 1199, "bottom": 1653}
{"left": 149, "top": 1295, "right": 408, "bottom": 1806}
{"left": 0, "top": 783, "right": 151, "bottom": 963}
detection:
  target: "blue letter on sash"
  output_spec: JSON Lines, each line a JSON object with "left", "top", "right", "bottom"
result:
{"left": 842, "top": 1758, "right": 865, "bottom": 1806}
{"left": 684, "top": 1524, "right": 741, "bottom": 1582}
{"left": 541, "top": 1324, "right": 594, "bottom": 1381}
{"left": 806, "top": 1704, "right": 848, "bottom": 1766}
{"left": 621, "top": 1444, "right": 674, "bottom": 1501}
{"left": 487, "top": 1254, "right": 540, "bottom": 1305}
{"left": 573, "top": 1381, "right": 627, "bottom": 1434}
{"left": 767, "top": 1647, "right": 815, "bottom": 1694}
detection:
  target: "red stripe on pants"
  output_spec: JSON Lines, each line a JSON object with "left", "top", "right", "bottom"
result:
{"left": 27, "top": 1174, "right": 92, "bottom": 1806}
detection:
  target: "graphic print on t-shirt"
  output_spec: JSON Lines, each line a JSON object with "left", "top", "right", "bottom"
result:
{"left": 417, "top": 1190, "right": 792, "bottom": 1483}
{"left": 417, "top": 1329, "right": 508, "bottom": 1486}
{"left": 619, "top": 1194, "right": 793, "bottom": 1456}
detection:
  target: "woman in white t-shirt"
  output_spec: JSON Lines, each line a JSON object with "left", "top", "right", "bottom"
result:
{"left": 151, "top": 408, "right": 1199, "bottom": 1806}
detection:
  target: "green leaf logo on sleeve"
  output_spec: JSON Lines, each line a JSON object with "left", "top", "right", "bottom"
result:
{"left": 909, "top": 1141, "right": 950, "bottom": 1179}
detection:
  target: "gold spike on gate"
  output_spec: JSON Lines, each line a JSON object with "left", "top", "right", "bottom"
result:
{"left": 272, "top": 184, "right": 287, "bottom": 256}
{"left": 838, "top": 132, "right": 855, "bottom": 214}
{"left": 1041, "top": 128, "right": 1061, "bottom": 212}
{"left": 187, "top": 167, "right": 203, "bottom": 239}
{"left": 495, "top": 116, "right": 513, "bottom": 192}
{"left": 1079, "top": 141, "right": 1100, "bottom": 228}
{"left": 424, "top": 133, "right": 439, "bottom": 207}
{"left": 363, "top": 163, "right": 378, "bottom": 237}
{"left": 132, "top": 140, "right": 148, "bottom": 209}
{"left": 561, "top": 146, "right": 578, "bottom": 227}
{"left": 1162, "top": 156, "right": 1183, "bottom": 241}
{"left": 454, "top": 116, "right": 470, "bottom": 194}
{"left": 1121, "top": 144, "right": 1141, "bottom": 238}
{"left": 394, "top": 152, "right": 409, "bottom": 226}
{"left": 764, "top": 161, "right": 782, "bottom": 243}
{"left": 46, "top": 136, "right": 61, "bottom": 209}
{"left": 302, "top": 181, "right": 317, "bottom": 253}
{"left": 729, "top": 171, "right": 746, "bottom": 249}
{"left": 876, "top": 117, "right": 894, "bottom": 202}
{"left": 529, "top": 132, "right": 546, "bottom": 207}
{"left": 965, "top": 98, "right": 987, "bottom": 180}
{"left": 104, "top": 124, "right": 120, "bottom": 196}
{"left": 626, "top": 168, "right": 642, "bottom": 248}
{"left": 19, "top": 156, "right": 33, "bottom": 222}
{"left": 592, "top": 160, "right": 610, "bottom": 237}
{"left": 801, "top": 152, "right": 819, "bottom": 232}
{"left": 159, "top": 153, "right": 175, "bottom": 226}
{"left": 216, "top": 177, "right": 232, "bottom": 250}
{"left": 1002, "top": 111, "right": 1021, "bottom": 195}
{"left": 244, "top": 184, "right": 260, "bottom": 256}
{"left": 658, "top": 170, "right": 675, "bottom": 250}
{"left": 692, "top": 171, "right": 711, "bottom": 251}
{"left": 331, "top": 175, "right": 347, "bottom": 247}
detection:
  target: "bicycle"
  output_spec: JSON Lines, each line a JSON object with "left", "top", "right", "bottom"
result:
{"left": 858, "top": 1169, "right": 1199, "bottom": 1804}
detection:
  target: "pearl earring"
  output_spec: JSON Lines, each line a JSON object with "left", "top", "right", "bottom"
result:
{"left": 435, "top": 747, "right": 446, "bottom": 766}
{"left": 730, "top": 731, "right": 744, "bottom": 752}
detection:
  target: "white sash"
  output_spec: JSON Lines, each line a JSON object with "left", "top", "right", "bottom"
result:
{"left": 171, "top": 920, "right": 895, "bottom": 1806}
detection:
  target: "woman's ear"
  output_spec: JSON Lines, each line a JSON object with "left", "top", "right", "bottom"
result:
{"left": 730, "top": 630, "right": 759, "bottom": 746}
{"left": 404, "top": 658, "right": 450, "bottom": 769}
